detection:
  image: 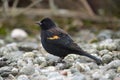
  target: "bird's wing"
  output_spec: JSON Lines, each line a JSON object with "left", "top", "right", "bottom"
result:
{"left": 46, "top": 27, "right": 81, "bottom": 51}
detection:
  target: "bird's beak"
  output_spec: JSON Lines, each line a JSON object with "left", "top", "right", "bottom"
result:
{"left": 35, "top": 21, "right": 41, "bottom": 25}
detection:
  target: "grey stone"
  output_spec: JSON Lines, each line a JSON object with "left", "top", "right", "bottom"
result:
{"left": 20, "top": 65, "right": 35, "bottom": 75}
{"left": 47, "top": 72, "right": 64, "bottom": 80}
{"left": 97, "top": 30, "right": 113, "bottom": 40}
{"left": 0, "top": 43, "right": 18, "bottom": 56}
{"left": 18, "top": 42, "right": 39, "bottom": 51}
{"left": 71, "top": 72, "right": 86, "bottom": 80}
{"left": 0, "top": 66, "right": 12, "bottom": 77}
{"left": 17, "top": 75, "right": 30, "bottom": 80}
{"left": 102, "top": 54, "right": 113, "bottom": 63}
{"left": 0, "top": 76, "right": 3, "bottom": 80}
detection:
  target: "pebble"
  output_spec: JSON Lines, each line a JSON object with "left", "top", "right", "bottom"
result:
{"left": 103, "top": 60, "right": 120, "bottom": 70}
{"left": 34, "top": 56, "right": 46, "bottom": 65}
{"left": 92, "top": 70, "right": 104, "bottom": 79}
{"left": 102, "top": 54, "right": 113, "bottom": 63}
{"left": 97, "top": 39, "right": 118, "bottom": 51}
{"left": 11, "top": 28, "right": 28, "bottom": 41}
{"left": 0, "top": 43, "right": 18, "bottom": 56}
{"left": 73, "top": 62, "right": 90, "bottom": 72}
{"left": 0, "top": 39, "right": 5, "bottom": 47}
{"left": 99, "top": 49, "right": 110, "bottom": 56}
{"left": 20, "top": 65, "right": 35, "bottom": 75}
{"left": 113, "top": 77, "right": 120, "bottom": 80}
{"left": 97, "top": 30, "right": 113, "bottom": 40}
{"left": 30, "top": 75, "right": 47, "bottom": 80}
{"left": 56, "top": 63, "right": 71, "bottom": 70}
{"left": 17, "top": 75, "right": 30, "bottom": 80}
{"left": 11, "top": 68, "right": 19, "bottom": 75}
{"left": 47, "top": 72, "right": 64, "bottom": 80}
{"left": 60, "top": 70, "right": 68, "bottom": 76}
{"left": 76, "top": 30, "right": 96, "bottom": 42}
{"left": 18, "top": 42, "right": 39, "bottom": 51}
{"left": 23, "top": 52, "right": 35, "bottom": 58}
{"left": 4, "top": 51, "right": 23, "bottom": 62}
{"left": 0, "top": 57, "right": 8, "bottom": 67}
{"left": 117, "top": 66, "right": 120, "bottom": 73}
{"left": 0, "top": 76, "right": 3, "bottom": 80}
{"left": 113, "top": 31, "right": 120, "bottom": 38}
{"left": 71, "top": 72, "right": 86, "bottom": 80}
{"left": 45, "top": 54, "right": 61, "bottom": 65}
{"left": 0, "top": 66, "right": 12, "bottom": 77}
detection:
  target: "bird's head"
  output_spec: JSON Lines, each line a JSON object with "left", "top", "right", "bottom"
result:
{"left": 36, "top": 18, "right": 56, "bottom": 30}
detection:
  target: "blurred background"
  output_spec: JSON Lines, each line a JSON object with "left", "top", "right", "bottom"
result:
{"left": 0, "top": 0, "right": 120, "bottom": 38}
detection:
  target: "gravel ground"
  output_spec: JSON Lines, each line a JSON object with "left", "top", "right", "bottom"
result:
{"left": 0, "top": 29, "right": 120, "bottom": 80}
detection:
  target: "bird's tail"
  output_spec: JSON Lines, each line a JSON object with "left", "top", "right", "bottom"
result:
{"left": 76, "top": 50, "right": 103, "bottom": 65}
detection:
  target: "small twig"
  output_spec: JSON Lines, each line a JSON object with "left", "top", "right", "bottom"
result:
{"left": 2, "top": 0, "right": 9, "bottom": 17}
{"left": 12, "top": 0, "right": 19, "bottom": 9}
{"left": 80, "top": 0, "right": 95, "bottom": 16}
{"left": 49, "top": 0, "right": 58, "bottom": 14}
{"left": 11, "top": 0, "right": 19, "bottom": 15}
{"left": 21, "top": 0, "right": 42, "bottom": 13}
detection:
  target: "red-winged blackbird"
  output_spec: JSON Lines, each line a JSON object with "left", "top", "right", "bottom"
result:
{"left": 36, "top": 18, "right": 102, "bottom": 65}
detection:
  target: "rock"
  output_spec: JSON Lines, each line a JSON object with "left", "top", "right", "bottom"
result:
{"left": 46, "top": 66, "right": 56, "bottom": 71}
{"left": 113, "top": 51, "right": 120, "bottom": 60}
{"left": 113, "top": 31, "right": 120, "bottom": 38}
{"left": 47, "top": 72, "right": 64, "bottom": 80}
{"left": 99, "top": 49, "right": 110, "bottom": 56}
{"left": 93, "top": 69, "right": 116, "bottom": 80}
{"left": 56, "top": 63, "right": 71, "bottom": 70}
{"left": 97, "top": 30, "right": 113, "bottom": 40}
{"left": 4, "top": 51, "right": 23, "bottom": 62}
{"left": 45, "top": 54, "right": 61, "bottom": 65}
{"left": 11, "top": 28, "right": 28, "bottom": 41}
{"left": 70, "top": 68, "right": 80, "bottom": 74}
{"left": 97, "top": 39, "right": 118, "bottom": 51}
{"left": 76, "top": 30, "right": 96, "bottom": 42}
{"left": 117, "top": 66, "right": 120, "bottom": 73}
{"left": 41, "top": 66, "right": 56, "bottom": 74}
{"left": 11, "top": 68, "right": 19, "bottom": 75}
{"left": 115, "top": 39, "right": 120, "bottom": 51}
{"left": 60, "top": 70, "right": 68, "bottom": 76}
{"left": 0, "top": 43, "right": 18, "bottom": 56}
{"left": 102, "top": 54, "right": 113, "bottom": 63}
{"left": 34, "top": 56, "right": 46, "bottom": 65}
{"left": 30, "top": 75, "right": 47, "bottom": 80}
{"left": 87, "top": 63, "right": 99, "bottom": 69}
{"left": 113, "top": 77, "right": 120, "bottom": 80}
{"left": 103, "top": 69, "right": 116, "bottom": 80}
{"left": 92, "top": 70, "right": 104, "bottom": 80}
{"left": 18, "top": 42, "right": 39, "bottom": 51}
{"left": 0, "top": 39, "right": 5, "bottom": 47}
{"left": 23, "top": 52, "right": 35, "bottom": 58}
{"left": 0, "top": 66, "right": 12, "bottom": 77}
{"left": 20, "top": 65, "right": 35, "bottom": 75}
{"left": 17, "top": 59, "right": 26, "bottom": 68}
{"left": 0, "top": 76, "right": 3, "bottom": 80}
{"left": 64, "top": 54, "right": 79, "bottom": 62}
{"left": 73, "top": 62, "right": 90, "bottom": 72}
{"left": 0, "top": 57, "right": 8, "bottom": 67}
{"left": 70, "top": 72, "right": 86, "bottom": 80}
{"left": 17, "top": 75, "right": 30, "bottom": 80}
{"left": 103, "top": 60, "right": 120, "bottom": 70}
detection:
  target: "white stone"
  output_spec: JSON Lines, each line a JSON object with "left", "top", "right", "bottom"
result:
{"left": 11, "top": 28, "right": 28, "bottom": 41}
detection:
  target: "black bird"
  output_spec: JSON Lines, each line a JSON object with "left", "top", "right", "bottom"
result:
{"left": 36, "top": 18, "right": 102, "bottom": 65}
